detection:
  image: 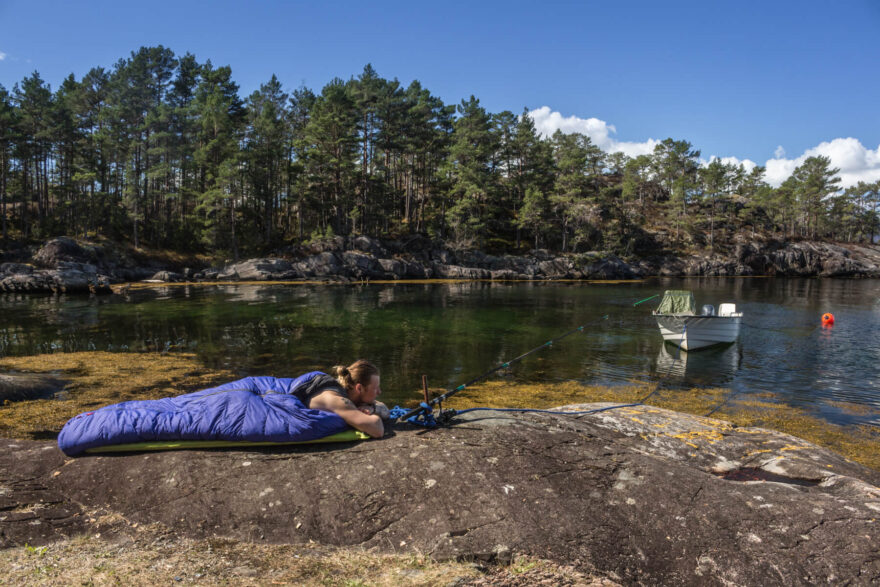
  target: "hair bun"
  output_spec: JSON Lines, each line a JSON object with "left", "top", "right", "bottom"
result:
{"left": 335, "top": 360, "right": 379, "bottom": 391}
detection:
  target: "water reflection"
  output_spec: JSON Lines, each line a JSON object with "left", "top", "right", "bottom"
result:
{"left": 655, "top": 342, "right": 741, "bottom": 387}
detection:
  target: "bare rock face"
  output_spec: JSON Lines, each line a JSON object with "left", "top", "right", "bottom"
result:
{"left": 349, "top": 235, "right": 388, "bottom": 258}
{"left": 581, "top": 255, "right": 640, "bottom": 279}
{"left": 0, "top": 373, "right": 66, "bottom": 402}
{"left": 434, "top": 264, "right": 492, "bottom": 279}
{"left": 537, "top": 258, "right": 579, "bottom": 278}
{"left": 216, "top": 259, "right": 297, "bottom": 281}
{"left": 148, "top": 270, "right": 185, "bottom": 282}
{"left": 1, "top": 405, "right": 878, "bottom": 584}
{"left": 291, "top": 252, "right": 343, "bottom": 278}
{"left": 341, "top": 251, "right": 385, "bottom": 279}
{"left": 733, "top": 241, "right": 880, "bottom": 277}
{"left": 378, "top": 258, "right": 431, "bottom": 279}
{"left": 32, "top": 237, "right": 96, "bottom": 268}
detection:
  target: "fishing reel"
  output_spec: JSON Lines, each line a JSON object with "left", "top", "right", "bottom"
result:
{"left": 390, "top": 375, "right": 457, "bottom": 428}
{"left": 394, "top": 400, "right": 457, "bottom": 428}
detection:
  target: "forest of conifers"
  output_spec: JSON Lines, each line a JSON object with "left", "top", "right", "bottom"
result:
{"left": 1, "top": 46, "right": 878, "bottom": 258}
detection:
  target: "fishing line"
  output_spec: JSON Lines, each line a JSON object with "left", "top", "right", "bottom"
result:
{"left": 396, "top": 312, "right": 612, "bottom": 422}
{"left": 397, "top": 291, "right": 670, "bottom": 424}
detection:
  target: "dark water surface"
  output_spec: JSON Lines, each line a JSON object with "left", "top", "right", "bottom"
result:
{"left": 2, "top": 277, "right": 879, "bottom": 425}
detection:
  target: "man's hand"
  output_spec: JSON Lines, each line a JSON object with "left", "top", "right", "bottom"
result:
{"left": 374, "top": 401, "right": 390, "bottom": 420}
{"left": 311, "top": 391, "right": 384, "bottom": 438}
{"left": 357, "top": 401, "right": 390, "bottom": 420}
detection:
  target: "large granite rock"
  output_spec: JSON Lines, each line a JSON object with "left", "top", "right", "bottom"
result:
{"left": 291, "top": 252, "right": 344, "bottom": 278}
{"left": 0, "top": 373, "right": 66, "bottom": 402}
{"left": 1, "top": 238, "right": 153, "bottom": 292}
{"left": 216, "top": 258, "right": 298, "bottom": 281}
{"left": 2, "top": 405, "right": 878, "bottom": 584}
{"left": 434, "top": 264, "right": 493, "bottom": 279}
{"left": 32, "top": 237, "right": 97, "bottom": 268}
{"left": 341, "top": 251, "right": 385, "bottom": 279}
{"left": 378, "top": 258, "right": 432, "bottom": 279}
{"left": 0, "top": 260, "right": 111, "bottom": 293}
{"left": 348, "top": 235, "right": 388, "bottom": 258}
{"left": 733, "top": 241, "right": 879, "bottom": 277}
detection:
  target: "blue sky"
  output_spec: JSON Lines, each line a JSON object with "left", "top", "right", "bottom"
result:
{"left": 1, "top": 0, "right": 878, "bottom": 186}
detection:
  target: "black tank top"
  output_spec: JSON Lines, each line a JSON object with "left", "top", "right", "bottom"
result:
{"left": 294, "top": 372, "right": 348, "bottom": 407}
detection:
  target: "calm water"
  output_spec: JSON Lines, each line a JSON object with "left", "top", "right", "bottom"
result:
{"left": 1, "top": 278, "right": 879, "bottom": 425}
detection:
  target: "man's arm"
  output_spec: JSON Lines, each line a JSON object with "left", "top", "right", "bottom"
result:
{"left": 310, "top": 391, "right": 384, "bottom": 438}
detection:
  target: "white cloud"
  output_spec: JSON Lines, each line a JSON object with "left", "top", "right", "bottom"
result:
{"left": 528, "top": 107, "right": 880, "bottom": 189}
{"left": 527, "top": 106, "right": 659, "bottom": 158}
{"left": 0, "top": 52, "right": 6, "bottom": 61}
{"left": 766, "top": 138, "right": 880, "bottom": 188}
{"left": 706, "top": 156, "right": 759, "bottom": 173}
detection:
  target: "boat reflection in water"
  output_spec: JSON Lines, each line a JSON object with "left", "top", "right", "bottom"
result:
{"left": 655, "top": 341, "right": 742, "bottom": 387}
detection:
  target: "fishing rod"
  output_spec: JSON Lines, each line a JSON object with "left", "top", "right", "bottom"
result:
{"left": 396, "top": 313, "right": 610, "bottom": 423}
{"left": 395, "top": 291, "right": 663, "bottom": 425}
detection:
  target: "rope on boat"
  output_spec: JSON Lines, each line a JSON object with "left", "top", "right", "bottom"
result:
{"left": 632, "top": 293, "right": 660, "bottom": 307}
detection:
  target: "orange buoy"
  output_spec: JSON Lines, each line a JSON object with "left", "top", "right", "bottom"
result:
{"left": 821, "top": 313, "right": 834, "bottom": 326}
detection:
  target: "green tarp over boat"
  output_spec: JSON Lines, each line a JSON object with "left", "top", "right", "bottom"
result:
{"left": 656, "top": 290, "right": 696, "bottom": 315}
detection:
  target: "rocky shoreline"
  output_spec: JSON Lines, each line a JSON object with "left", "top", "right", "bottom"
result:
{"left": 2, "top": 235, "right": 880, "bottom": 294}
{"left": 2, "top": 405, "right": 879, "bottom": 584}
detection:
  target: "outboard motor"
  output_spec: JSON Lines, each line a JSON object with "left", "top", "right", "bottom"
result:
{"left": 701, "top": 304, "right": 715, "bottom": 316}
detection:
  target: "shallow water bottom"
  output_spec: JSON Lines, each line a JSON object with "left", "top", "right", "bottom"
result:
{"left": 2, "top": 351, "right": 879, "bottom": 473}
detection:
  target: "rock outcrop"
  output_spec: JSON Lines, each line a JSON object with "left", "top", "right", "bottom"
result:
{"left": 2, "top": 236, "right": 880, "bottom": 293}
{"left": 1, "top": 238, "right": 154, "bottom": 292}
{"left": 2, "top": 405, "right": 878, "bottom": 584}
{"left": 0, "top": 373, "right": 66, "bottom": 403}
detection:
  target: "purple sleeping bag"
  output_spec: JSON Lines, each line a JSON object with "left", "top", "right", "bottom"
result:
{"left": 57, "top": 373, "right": 351, "bottom": 456}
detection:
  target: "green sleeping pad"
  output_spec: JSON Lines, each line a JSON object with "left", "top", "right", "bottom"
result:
{"left": 84, "top": 429, "right": 371, "bottom": 453}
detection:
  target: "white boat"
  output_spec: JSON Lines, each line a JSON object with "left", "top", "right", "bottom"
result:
{"left": 652, "top": 290, "right": 742, "bottom": 351}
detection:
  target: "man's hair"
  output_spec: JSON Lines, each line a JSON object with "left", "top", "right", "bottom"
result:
{"left": 334, "top": 359, "right": 379, "bottom": 391}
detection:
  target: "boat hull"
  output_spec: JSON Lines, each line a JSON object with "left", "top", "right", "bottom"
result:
{"left": 654, "top": 315, "right": 742, "bottom": 351}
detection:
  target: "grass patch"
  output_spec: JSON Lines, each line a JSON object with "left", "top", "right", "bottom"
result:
{"left": 0, "top": 525, "right": 481, "bottom": 586}
{"left": 0, "top": 524, "right": 603, "bottom": 586}
{"left": 0, "top": 352, "right": 233, "bottom": 439}
{"left": 444, "top": 380, "right": 880, "bottom": 472}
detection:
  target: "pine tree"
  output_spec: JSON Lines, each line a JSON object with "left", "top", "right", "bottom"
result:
{"left": 510, "top": 109, "right": 554, "bottom": 248}
{"left": 303, "top": 79, "right": 358, "bottom": 235}
{"left": 168, "top": 53, "right": 202, "bottom": 247}
{"left": 13, "top": 72, "right": 54, "bottom": 237}
{"left": 245, "top": 75, "right": 289, "bottom": 245}
{"left": 287, "top": 86, "right": 316, "bottom": 238}
{"left": 550, "top": 131, "right": 595, "bottom": 251}
{"left": 193, "top": 62, "right": 245, "bottom": 255}
{"left": 444, "top": 96, "right": 497, "bottom": 245}
{"left": 0, "top": 84, "right": 15, "bottom": 241}
{"left": 700, "top": 159, "right": 727, "bottom": 251}
{"left": 651, "top": 138, "right": 700, "bottom": 242}
{"left": 789, "top": 155, "right": 841, "bottom": 238}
